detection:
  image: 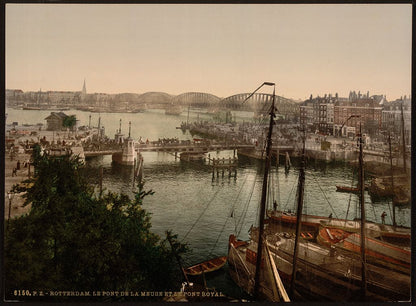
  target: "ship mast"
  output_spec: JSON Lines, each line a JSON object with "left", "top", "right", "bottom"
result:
{"left": 244, "top": 82, "right": 275, "bottom": 300}
{"left": 290, "top": 129, "right": 306, "bottom": 296}
{"left": 358, "top": 123, "right": 367, "bottom": 298}
{"left": 388, "top": 132, "right": 396, "bottom": 226}
{"left": 400, "top": 101, "right": 407, "bottom": 173}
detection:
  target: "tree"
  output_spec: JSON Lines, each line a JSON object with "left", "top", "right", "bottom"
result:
{"left": 62, "top": 115, "right": 77, "bottom": 129}
{"left": 5, "top": 149, "right": 188, "bottom": 301}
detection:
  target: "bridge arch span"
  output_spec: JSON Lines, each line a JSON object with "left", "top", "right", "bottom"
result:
{"left": 220, "top": 93, "right": 298, "bottom": 117}
{"left": 171, "top": 92, "right": 221, "bottom": 108}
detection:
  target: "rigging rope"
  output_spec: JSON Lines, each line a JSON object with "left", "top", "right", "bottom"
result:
{"left": 275, "top": 157, "right": 281, "bottom": 207}
{"left": 344, "top": 193, "right": 355, "bottom": 228}
{"left": 283, "top": 176, "right": 297, "bottom": 211}
{"left": 344, "top": 172, "right": 356, "bottom": 220}
{"left": 236, "top": 175, "right": 259, "bottom": 237}
{"left": 181, "top": 186, "right": 222, "bottom": 243}
{"left": 231, "top": 174, "right": 251, "bottom": 232}
{"left": 308, "top": 170, "right": 339, "bottom": 218}
{"left": 207, "top": 174, "right": 251, "bottom": 257}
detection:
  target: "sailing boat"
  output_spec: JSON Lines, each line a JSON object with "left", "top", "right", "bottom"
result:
{"left": 268, "top": 145, "right": 410, "bottom": 246}
{"left": 227, "top": 82, "right": 290, "bottom": 301}
{"left": 227, "top": 86, "right": 410, "bottom": 301}
{"left": 317, "top": 226, "right": 411, "bottom": 273}
{"left": 269, "top": 104, "right": 410, "bottom": 245}
{"left": 317, "top": 129, "right": 411, "bottom": 275}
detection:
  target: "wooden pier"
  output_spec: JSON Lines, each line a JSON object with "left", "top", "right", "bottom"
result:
{"left": 210, "top": 156, "right": 238, "bottom": 180}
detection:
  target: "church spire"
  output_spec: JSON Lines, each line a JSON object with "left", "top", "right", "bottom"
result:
{"left": 82, "top": 78, "right": 87, "bottom": 95}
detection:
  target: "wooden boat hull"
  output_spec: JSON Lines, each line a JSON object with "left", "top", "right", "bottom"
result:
{"left": 228, "top": 232, "right": 410, "bottom": 302}
{"left": 317, "top": 227, "right": 411, "bottom": 271}
{"left": 184, "top": 256, "right": 227, "bottom": 276}
{"left": 267, "top": 210, "right": 410, "bottom": 245}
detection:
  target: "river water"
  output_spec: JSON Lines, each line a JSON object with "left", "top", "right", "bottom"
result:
{"left": 5, "top": 108, "right": 411, "bottom": 298}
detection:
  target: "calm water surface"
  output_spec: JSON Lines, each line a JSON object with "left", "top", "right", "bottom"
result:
{"left": 6, "top": 108, "right": 411, "bottom": 298}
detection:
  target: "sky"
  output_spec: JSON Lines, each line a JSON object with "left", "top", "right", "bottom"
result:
{"left": 5, "top": 3, "right": 412, "bottom": 101}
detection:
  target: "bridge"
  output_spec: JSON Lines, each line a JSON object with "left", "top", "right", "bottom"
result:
{"left": 220, "top": 93, "right": 299, "bottom": 117}
{"left": 83, "top": 141, "right": 257, "bottom": 157}
{"left": 171, "top": 92, "right": 221, "bottom": 109}
{"left": 71, "top": 90, "right": 300, "bottom": 119}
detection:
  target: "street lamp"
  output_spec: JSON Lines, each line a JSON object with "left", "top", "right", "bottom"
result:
{"left": 338, "top": 115, "right": 360, "bottom": 137}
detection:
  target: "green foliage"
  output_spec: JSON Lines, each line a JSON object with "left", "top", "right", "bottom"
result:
{"left": 5, "top": 153, "right": 188, "bottom": 301}
{"left": 62, "top": 115, "right": 77, "bottom": 128}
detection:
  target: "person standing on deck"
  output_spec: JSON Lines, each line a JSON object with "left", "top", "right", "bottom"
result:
{"left": 381, "top": 211, "right": 387, "bottom": 224}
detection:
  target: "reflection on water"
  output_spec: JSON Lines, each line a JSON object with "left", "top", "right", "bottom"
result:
{"left": 6, "top": 108, "right": 411, "bottom": 298}
{"left": 92, "top": 151, "right": 410, "bottom": 298}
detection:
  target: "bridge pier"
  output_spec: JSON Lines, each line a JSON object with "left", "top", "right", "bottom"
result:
{"left": 112, "top": 137, "right": 137, "bottom": 166}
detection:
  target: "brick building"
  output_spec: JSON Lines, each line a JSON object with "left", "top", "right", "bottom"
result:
{"left": 334, "top": 97, "right": 383, "bottom": 137}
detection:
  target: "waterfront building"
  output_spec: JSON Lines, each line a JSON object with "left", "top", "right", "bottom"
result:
{"left": 300, "top": 94, "right": 336, "bottom": 134}
{"left": 44, "top": 112, "right": 69, "bottom": 131}
{"left": 318, "top": 102, "right": 334, "bottom": 135}
{"left": 299, "top": 91, "right": 385, "bottom": 138}
{"left": 299, "top": 101, "right": 314, "bottom": 131}
{"left": 5, "top": 89, "right": 24, "bottom": 106}
{"left": 382, "top": 97, "right": 411, "bottom": 145}
{"left": 334, "top": 92, "right": 383, "bottom": 138}
{"left": 46, "top": 90, "right": 81, "bottom": 106}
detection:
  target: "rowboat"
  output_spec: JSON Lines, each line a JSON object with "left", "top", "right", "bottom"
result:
{"left": 184, "top": 256, "right": 227, "bottom": 276}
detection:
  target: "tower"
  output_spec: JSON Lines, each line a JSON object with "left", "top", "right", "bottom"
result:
{"left": 82, "top": 79, "right": 87, "bottom": 95}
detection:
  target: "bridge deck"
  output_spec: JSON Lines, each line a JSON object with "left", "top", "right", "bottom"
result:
{"left": 83, "top": 143, "right": 295, "bottom": 157}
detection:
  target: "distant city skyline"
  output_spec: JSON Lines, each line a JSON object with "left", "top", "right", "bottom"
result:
{"left": 6, "top": 4, "right": 412, "bottom": 101}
